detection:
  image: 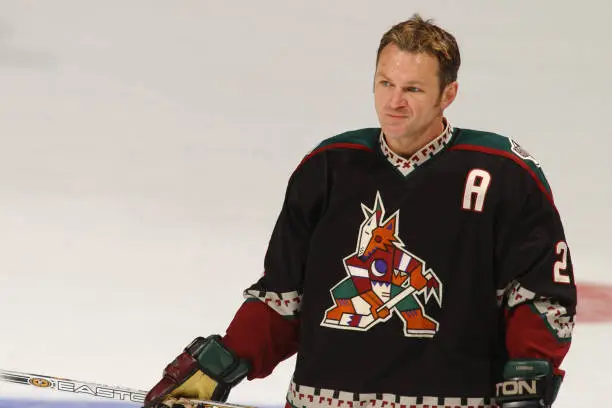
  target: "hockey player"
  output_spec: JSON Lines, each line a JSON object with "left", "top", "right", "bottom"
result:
{"left": 144, "top": 14, "right": 576, "bottom": 408}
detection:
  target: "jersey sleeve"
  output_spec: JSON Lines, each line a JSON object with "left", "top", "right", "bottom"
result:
{"left": 495, "top": 163, "right": 576, "bottom": 376}
{"left": 220, "top": 153, "right": 328, "bottom": 380}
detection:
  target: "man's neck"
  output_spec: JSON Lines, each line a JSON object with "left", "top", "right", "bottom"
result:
{"left": 386, "top": 118, "right": 446, "bottom": 159}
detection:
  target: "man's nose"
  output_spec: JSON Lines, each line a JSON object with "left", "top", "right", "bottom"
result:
{"left": 388, "top": 89, "right": 406, "bottom": 109}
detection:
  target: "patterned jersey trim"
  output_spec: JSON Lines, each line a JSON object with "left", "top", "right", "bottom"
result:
{"left": 379, "top": 118, "right": 453, "bottom": 177}
{"left": 287, "top": 381, "right": 498, "bottom": 408}
{"left": 530, "top": 299, "right": 574, "bottom": 341}
{"left": 243, "top": 289, "right": 302, "bottom": 317}
{"left": 504, "top": 281, "right": 536, "bottom": 308}
{"left": 498, "top": 281, "right": 574, "bottom": 341}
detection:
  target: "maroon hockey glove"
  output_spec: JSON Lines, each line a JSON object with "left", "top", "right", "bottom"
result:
{"left": 144, "top": 335, "right": 251, "bottom": 407}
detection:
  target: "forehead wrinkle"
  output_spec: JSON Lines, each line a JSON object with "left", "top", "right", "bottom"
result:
{"left": 376, "top": 51, "right": 440, "bottom": 88}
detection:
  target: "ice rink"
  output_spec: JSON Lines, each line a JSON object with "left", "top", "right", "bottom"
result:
{"left": 1, "top": 1, "right": 610, "bottom": 407}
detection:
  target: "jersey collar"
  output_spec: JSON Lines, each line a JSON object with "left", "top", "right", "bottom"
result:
{"left": 379, "top": 118, "right": 454, "bottom": 177}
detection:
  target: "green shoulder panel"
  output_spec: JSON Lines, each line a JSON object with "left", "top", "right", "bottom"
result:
{"left": 452, "top": 128, "right": 551, "bottom": 194}
{"left": 297, "top": 128, "right": 379, "bottom": 169}
{"left": 313, "top": 127, "right": 380, "bottom": 151}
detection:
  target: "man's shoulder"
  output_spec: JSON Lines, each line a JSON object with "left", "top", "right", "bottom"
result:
{"left": 297, "top": 128, "right": 380, "bottom": 168}
{"left": 453, "top": 128, "right": 539, "bottom": 164}
{"left": 312, "top": 127, "right": 381, "bottom": 152}
{"left": 452, "top": 127, "right": 552, "bottom": 196}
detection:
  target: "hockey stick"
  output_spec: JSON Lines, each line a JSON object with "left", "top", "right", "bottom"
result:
{"left": 375, "top": 268, "right": 442, "bottom": 314}
{"left": 0, "top": 368, "right": 256, "bottom": 408}
{"left": 376, "top": 285, "right": 416, "bottom": 313}
{"left": 0, "top": 368, "right": 146, "bottom": 404}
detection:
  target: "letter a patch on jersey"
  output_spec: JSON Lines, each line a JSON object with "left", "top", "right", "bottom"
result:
{"left": 320, "top": 192, "right": 443, "bottom": 338}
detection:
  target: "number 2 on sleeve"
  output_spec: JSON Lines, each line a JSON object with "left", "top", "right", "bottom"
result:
{"left": 553, "top": 241, "right": 571, "bottom": 284}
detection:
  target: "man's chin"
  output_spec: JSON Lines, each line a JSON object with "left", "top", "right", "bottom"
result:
{"left": 381, "top": 125, "right": 409, "bottom": 139}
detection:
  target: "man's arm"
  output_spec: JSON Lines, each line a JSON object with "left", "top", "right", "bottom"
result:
{"left": 496, "top": 165, "right": 576, "bottom": 407}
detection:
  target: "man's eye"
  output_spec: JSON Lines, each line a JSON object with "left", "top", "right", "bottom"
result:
{"left": 380, "top": 80, "right": 391, "bottom": 87}
{"left": 404, "top": 87, "right": 421, "bottom": 92}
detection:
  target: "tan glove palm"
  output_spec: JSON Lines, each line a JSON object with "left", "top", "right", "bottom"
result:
{"left": 160, "top": 370, "right": 218, "bottom": 406}
{"left": 144, "top": 336, "right": 250, "bottom": 408}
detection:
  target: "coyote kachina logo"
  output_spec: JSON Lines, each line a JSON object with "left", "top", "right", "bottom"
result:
{"left": 321, "top": 192, "right": 443, "bottom": 338}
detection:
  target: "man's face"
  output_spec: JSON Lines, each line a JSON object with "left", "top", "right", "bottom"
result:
{"left": 374, "top": 44, "right": 456, "bottom": 143}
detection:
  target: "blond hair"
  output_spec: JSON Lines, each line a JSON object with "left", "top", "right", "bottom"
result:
{"left": 376, "top": 14, "right": 460, "bottom": 92}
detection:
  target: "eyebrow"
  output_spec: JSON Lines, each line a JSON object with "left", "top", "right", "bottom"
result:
{"left": 375, "top": 73, "right": 425, "bottom": 86}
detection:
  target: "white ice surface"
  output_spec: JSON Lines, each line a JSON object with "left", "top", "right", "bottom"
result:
{"left": 0, "top": 1, "right": 610, "bottom": 407}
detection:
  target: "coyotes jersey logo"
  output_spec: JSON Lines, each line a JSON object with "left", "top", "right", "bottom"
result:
{"left": 509, "top": 138, "right": 541, "bottom": 167}
{"left": 321, "top": 192, "right": 443, "bottom": 338}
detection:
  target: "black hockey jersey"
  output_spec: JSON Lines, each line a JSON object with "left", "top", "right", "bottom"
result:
{"left": 221, "top": 121, "right": 576, "bottom": 408}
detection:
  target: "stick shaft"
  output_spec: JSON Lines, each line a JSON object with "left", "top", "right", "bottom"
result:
{"left": 0, "top": 368, "right": 256, "bottom": 408}
{"left": 376, "top": 285, "right": 416, "bottom": 312}
{"left": 0, "top": 368, "right": 146, "bottom": 403}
